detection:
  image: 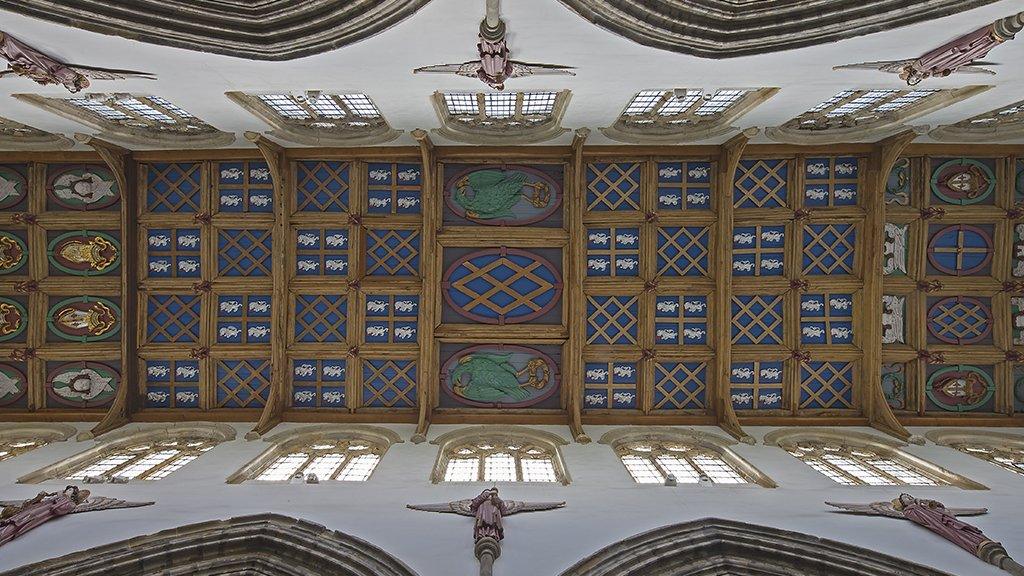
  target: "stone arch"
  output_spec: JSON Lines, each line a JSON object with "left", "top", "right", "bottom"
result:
{"left": 8, "top": 514, "right": 419, "bottom": 576}
{"left": 559, "top": 518, "right": 954, "bottom": 576}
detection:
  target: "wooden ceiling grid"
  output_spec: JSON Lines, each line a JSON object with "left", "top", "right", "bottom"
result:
{"left": 0, "top": 136, "right": 1021, "bottom": 444}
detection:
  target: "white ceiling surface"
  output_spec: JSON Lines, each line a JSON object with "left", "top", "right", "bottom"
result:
{"left": 0, "top": 0, "right": 1022, "bottom": 148}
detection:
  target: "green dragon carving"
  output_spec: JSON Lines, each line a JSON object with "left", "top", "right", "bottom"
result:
{"left": 449, "top": 352, "right": 548, "bottom": 402}
{"left": 452, "top": 170, "right": 550, "bottom": 220}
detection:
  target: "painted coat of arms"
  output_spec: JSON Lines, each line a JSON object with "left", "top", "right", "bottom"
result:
{"left": 441, "top": 345, "right": 560, "bottom": 408}
{"left": 445, "top": 165, "right": 561, "bottom": 226}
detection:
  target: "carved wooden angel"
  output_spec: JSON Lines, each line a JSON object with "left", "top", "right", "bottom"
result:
{"left": 834, "top": 11, "right": 1023, "bottom": 85}
{"left": 1, "top": 485, "right": 152, "bottom": 548}
{"left": 413, "top": 8, "right": 573, "bottom": 90}
{"left": 408, "top": 488, "right": 564, "bottom": 541}
{"left": 0, "top": 30, "right": 156, "bottom": 93}
{"left": 828, "top": 494, "right": 1024, "bottom": 575}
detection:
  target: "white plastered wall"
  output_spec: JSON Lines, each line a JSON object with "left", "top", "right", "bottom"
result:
{"left": 0, "top": 423, "right": 1022, "bottom": 576}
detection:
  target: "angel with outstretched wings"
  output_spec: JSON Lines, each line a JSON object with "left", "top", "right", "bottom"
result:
{"left": 414, "top": 16, "right": 573, "bottom": 90}
{"left": 1, "top": 485, "right": 152, "bottom": 547}
{"left": 834, "top": 11, "right": 1023, "bottom": 85}
{"left": 828, "top": 494, "right": 1024, "bottom": 575}
{"left": 0, "top": 30, "right": 156, "bottom": 93}
{"left": 408, "top": 488, "right": 564, "bottom": 541}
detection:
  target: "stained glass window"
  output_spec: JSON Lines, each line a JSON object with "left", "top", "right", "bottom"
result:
{"left": 0, "top": 439, "right": 45, "bottom": 463}
{"left": 950, "top": 443, "right": 1024, "bottom": 476}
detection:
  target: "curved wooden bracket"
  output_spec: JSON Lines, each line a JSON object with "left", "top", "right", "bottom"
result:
{"left": 863, "top": 130, "right": 917, "bottom": 443}
{"left": 713, "top": 131, "right": 755, "bottom": 445}
{"left": 75, "top": 134, "right": 136, "bottom": 439}
{"left": 246, "top": 131, "right": 288, "bottom": 440}
{"left": 412, "top": 129, "right": 437, "bottom": 444}
{"left": 566, "top": 128, "right": 592, "bottom": 443}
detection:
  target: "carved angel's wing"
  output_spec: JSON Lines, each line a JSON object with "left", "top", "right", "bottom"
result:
{"left": 406, "top": 499, "right": 476, "bottom": 517}
{"left": 508, "top": 61, "right": 576, "bottom": 78}
{"left": 950, "top": 65, "right": 997, "bottom": 75}
{"left": 413, "top": 62, "right": 479, "bottom": 77}
{"left": 67, "top": 64, "right": 157, "bottom": 81}
{"left": 69, "top": 497, "right": 153, "bottom": 514}
{"left": 832, "top": 60, "right": 909, "bottom": 73}
{"left": 945, "top": 507, "right": 988, "bottom": 517}
{"left": 825, "top": 501, "right": 904, "bottom": 518}
{"left": 503, "top": 500, "right": 565, "bottom": 516}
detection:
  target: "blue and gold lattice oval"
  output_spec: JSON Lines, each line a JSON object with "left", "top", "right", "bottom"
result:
{"left": 47, "top": 231, "right": 121, "bottom": 276}
{"left": 47, "top": 296, "right": 121, "bottom": 342}
{"left": 443, "top": 248, "right": 562, "bottom": 324}
{"left": 0, "top": 298, "right": 27, "bottom": 343}
{"left": 0, "top": 232, "right": 27, "bottom": 275}
{"left": 445, "top": 165, "right": 562, "bottom": 226}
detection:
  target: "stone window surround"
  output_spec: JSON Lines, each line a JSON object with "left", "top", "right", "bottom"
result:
{"left": 763, "top": 427, "right": 987, "bottom": 490}
{"left": 428, "top": 425, "right": 571, "bottom": 484}
{"left": 227, "top": 91, "right": 402, "bottom": 146}
{"left": 428, "top": 90, "right": 572, "bottom": 145}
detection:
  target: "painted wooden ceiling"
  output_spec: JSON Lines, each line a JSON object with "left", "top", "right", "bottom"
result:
{"left": 0, "top": 136, "right": 1021, "bottom": 443}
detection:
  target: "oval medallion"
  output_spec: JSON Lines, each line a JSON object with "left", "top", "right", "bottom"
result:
{"left": 926, "top": 296, "right": 992, "bottom": 345}
{"left": 47, "top": 165, "right": 120, "bottom": 210}
{"left": 47, "top": 361, "right": 119, "bottom": 408}
{"left": 926, "top": 365, "right": 994, "bottom": 412}
{"left": 0, "top": 298, "right": 26, "bottom": 342}
{"left": 47, "top": 231, "right": 121, "bottom": 276}
{"left": 0, "top": 166, "right": 27, "bottom": 210}
{"left": 930, "top": 159, "right": 995, "bottom": 205}
{"left": 443, "top": 248, "right": 562, "bottom": 324}
{"left": 0, "top": 232, "right": 27, "bottom": 275}
{"left": 445, "top": 165, "right": 562, "bottom": 226}
{"left": 927, "top": 224, "right": 992, "bottom": 276}
{"left": 441, "top": 344, "right": 560, "bottom": 408}
{"left": 0, "top": 363, "right": 27, "bottom": 407}
{"left": 47, "top": 296, "right": 121, "bottom": 342}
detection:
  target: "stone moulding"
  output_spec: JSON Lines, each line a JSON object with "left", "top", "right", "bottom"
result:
{"left": 16, "top": 422, "right": 237, "bottom": 484}
{"left": 558, "top": 518, "right": 957, "bottom": 576}
{"left": 225, "top": 424, "right": 403, "bottom": 484}
{"left": 555, "top": 0, "right": 1001, "bottom": 59}
{"left": 226, "top": 91, "right": 403, "bottom": 146}
{"left": 0, "top": 0, "right": 433, "bottom": 61}
{"left": 598, "top": 427, "right": 778, "bottom": 488}
{"left": 763, "top": 427, "right": 988, "bottom": 490}
{"left": 2, "top": 514, "right": 420, "bottom": 576}
{"left": 764, "top": 86, "right": 991, "bottom": 144}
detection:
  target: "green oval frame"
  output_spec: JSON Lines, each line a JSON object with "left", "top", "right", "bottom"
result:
{"left": 930, "top": 159, "right": 996, "bottom": 205}
{"left": 0, "top": 166, "right": 27, "bottom": 210}
{"left": 0, "top": 232, "right": 28, "bottom": 275}
{"left": 926, "top": 365, "right": 995, "bottom": 412}
{"left": 47, "top": 230, "right": 122, "bottom": 276}
{"left": 0, "top": 297, "right": 27, "bottom": 342}
{"left": 46, "top": 296, "right": 122, "bottom": 343}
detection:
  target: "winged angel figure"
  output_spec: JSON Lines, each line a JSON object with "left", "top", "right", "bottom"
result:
{"left": 834, "top": 11, "right": 1024, "bottom": 85}
{"left": 1, "top": 485, "right": 153, "bottom": 548}
{"left": 408, "top": 488, "right": 564, "bottom": 541}
{"left": 828, "top": 494, "right": 1024, "bottom": 575}
{"left": 0, "top": 30, "right": 155, "bottom": 93}
{"left": 413, "top": 3, "right": 573, "bottom": 90}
